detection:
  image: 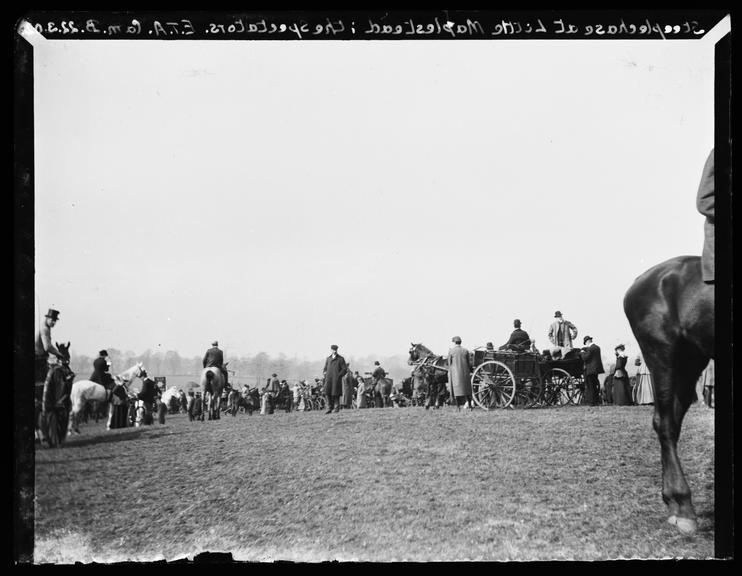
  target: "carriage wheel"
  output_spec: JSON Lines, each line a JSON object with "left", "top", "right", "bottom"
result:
{"left": 542, "top": 368, "right": 573, "bottom": 407}
{"left": 513, "top": 377, "right": 543, "bottom": 408}
{"left": 471, "top": 361, "right": 516, "bottom": 410}
{"left": 568, "top": 377, "right": 584, "bottom": 405}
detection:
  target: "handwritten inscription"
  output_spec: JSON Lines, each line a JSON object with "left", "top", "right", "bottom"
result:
{"left": 28, "top": 16, "right": 709, "bottom": 40}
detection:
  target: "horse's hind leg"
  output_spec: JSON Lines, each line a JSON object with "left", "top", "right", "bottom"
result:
{"left": 649, "top": 343, "right": 706, "bottom": 534}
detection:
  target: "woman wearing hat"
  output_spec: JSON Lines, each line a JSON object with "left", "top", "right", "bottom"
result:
{"left": 611, "top": 344, "right": 632, "bottom": 406}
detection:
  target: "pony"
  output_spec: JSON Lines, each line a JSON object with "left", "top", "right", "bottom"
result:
{"left": 624, "top": 255, "right": 714, "bottom": 535}
{"left": 226, "top": 387, "right": 242, "bottom": 416}
{"left": 408, "top": 343, "right": 450, "bottom": 408}
{"left": 36, "top": 342, "right": 75, "bottom": 448}
{"left": 68, "top": 362, "right": 146, "bottom": 435}
{"left": 374, "top": 377, "right": 394, "bottom": 408}
{"left": 200, "top": 363, "right": 228, "bottom": 420}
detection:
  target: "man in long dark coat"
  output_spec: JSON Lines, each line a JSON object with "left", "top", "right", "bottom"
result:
{"left": 579, "top": 336, "right": 604, "bottom": 406}
{"left": 696, "top": 149, "right": 714, "bottom": 284}
{"left": 323, "top": 344, "right": 348, "bottom": 414}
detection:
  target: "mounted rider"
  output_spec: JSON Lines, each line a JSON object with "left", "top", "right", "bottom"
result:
{"left": 35, "top": 309, "right": 63, "bottom": 385}
{"left": 203, "top": 340, "right": 229, "bottom": 388}
{"left": 90, "top": 349, "right": 116, "bottom": 389}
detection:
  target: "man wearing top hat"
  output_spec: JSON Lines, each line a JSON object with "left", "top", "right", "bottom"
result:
{"left": 90, "top": 349, "right": 115, "bottom": 389}
{"left": 323, "top": 344, "right": 348, "bottom": 414}
{"left": 547, "top": 311, "right": 578, "bottom": 360}
{"left": 203, "top": 340, "right": 228, "bottom": 388}
{"left": 580, "top": 335, "right": 604, "bottom": 406}
{"left": 35, "top": 308, "right": 63, "bottom": 384}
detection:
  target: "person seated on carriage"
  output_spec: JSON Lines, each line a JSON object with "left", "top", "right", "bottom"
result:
{"left": 499, "top": 319, "right": 532, "bottom": 353}
{"left": 35, "top": 308, "right": 63, "bottom": 386}
{"left": 202, "top": 340, "right": 229, "bottom": 388}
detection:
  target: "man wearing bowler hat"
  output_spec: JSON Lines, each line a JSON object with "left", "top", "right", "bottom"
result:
{"left": 547, "top": 311, "right": 578, "bottom": 360}
{"left": 35, "top": 309, "right": 63, "bottom": 384}
{"left": 580, "top": 335, "right": 604, "bottom": 406}
{"left": 499, "top": 319, "right": 532, "bottom": 353}
{"left": 323, "top": 345, "right": 348, "bottom": 414}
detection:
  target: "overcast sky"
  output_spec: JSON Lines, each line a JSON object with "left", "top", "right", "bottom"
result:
{"left": 27, "top": 22, "right": 726, "bottom": 362}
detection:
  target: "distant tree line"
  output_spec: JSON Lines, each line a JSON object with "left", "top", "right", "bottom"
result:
{"left": 69, "top": 349, "right": 415, "bottom": 386}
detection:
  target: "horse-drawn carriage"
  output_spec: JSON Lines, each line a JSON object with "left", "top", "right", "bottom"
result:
{"left": 409, "top": 343, "right": 585, "bottom": 410}
{"left": 470, "top": 347, "right": 585, "bottom": 409}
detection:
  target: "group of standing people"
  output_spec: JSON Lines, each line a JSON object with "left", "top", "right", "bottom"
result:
{"left": 319, "top": 345, "right": 394, "bottom": 413}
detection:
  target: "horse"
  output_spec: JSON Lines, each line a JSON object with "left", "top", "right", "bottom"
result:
{"left": 200, "top": 364, "right": 227, "bottom": 420}
{"left": 374, "top": 377, "right": 394, "bottom": 408}
{"left": 240, "top": 387, "right": 261, "bottom": 415}
{"left": 68, "top": 362, "right": 146, "bottom": 435}
{"left": 36, "top": 342, "right": 75, "bottom": 448}
{"left": 623, "top": 255, "right": 714, "bottom": 535}
{"left": 408, "top": 343, "right": 450, "bottom": 408}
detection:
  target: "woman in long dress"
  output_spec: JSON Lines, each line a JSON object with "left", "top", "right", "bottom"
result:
{"left": 108, "top": 381, "right": 129, "bottom": 429}
{"left": 611, "top": 344, "right": 632, "bottom": 406}
{"left": 633, "top": 357, "right": 654, "bottom": 405}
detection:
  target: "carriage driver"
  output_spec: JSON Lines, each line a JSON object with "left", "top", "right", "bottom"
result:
{"left": 499, "top": 319, "right": 532, "bottom": 353}
{"left": 203, "top": 340, "right": 229, "bottom": 388}
{"left": 35, "top": 309, "right": 63, "bottom": 383}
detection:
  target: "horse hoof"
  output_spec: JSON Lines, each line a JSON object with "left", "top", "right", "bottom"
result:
{"left": 668, "top": 515, "right": 697, "bottom": 535}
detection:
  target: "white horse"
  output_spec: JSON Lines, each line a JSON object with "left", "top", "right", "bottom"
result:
{"left": 68, "top": 362, "right": 146, "bottom": 434}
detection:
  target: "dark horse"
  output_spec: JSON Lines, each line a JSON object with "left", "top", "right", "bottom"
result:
{"left": 624, "top": 255, "right": 713, "bottom": 535}
{"left": 36, "top": 342, "right": 75, "bottom": 448}
{"left": 408, "top": 343, "right": 450, "bottom": 408}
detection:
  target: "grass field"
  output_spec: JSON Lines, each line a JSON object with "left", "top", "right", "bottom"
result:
{"left": 33, "top": 403, "right": 715, "bottom": 562}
